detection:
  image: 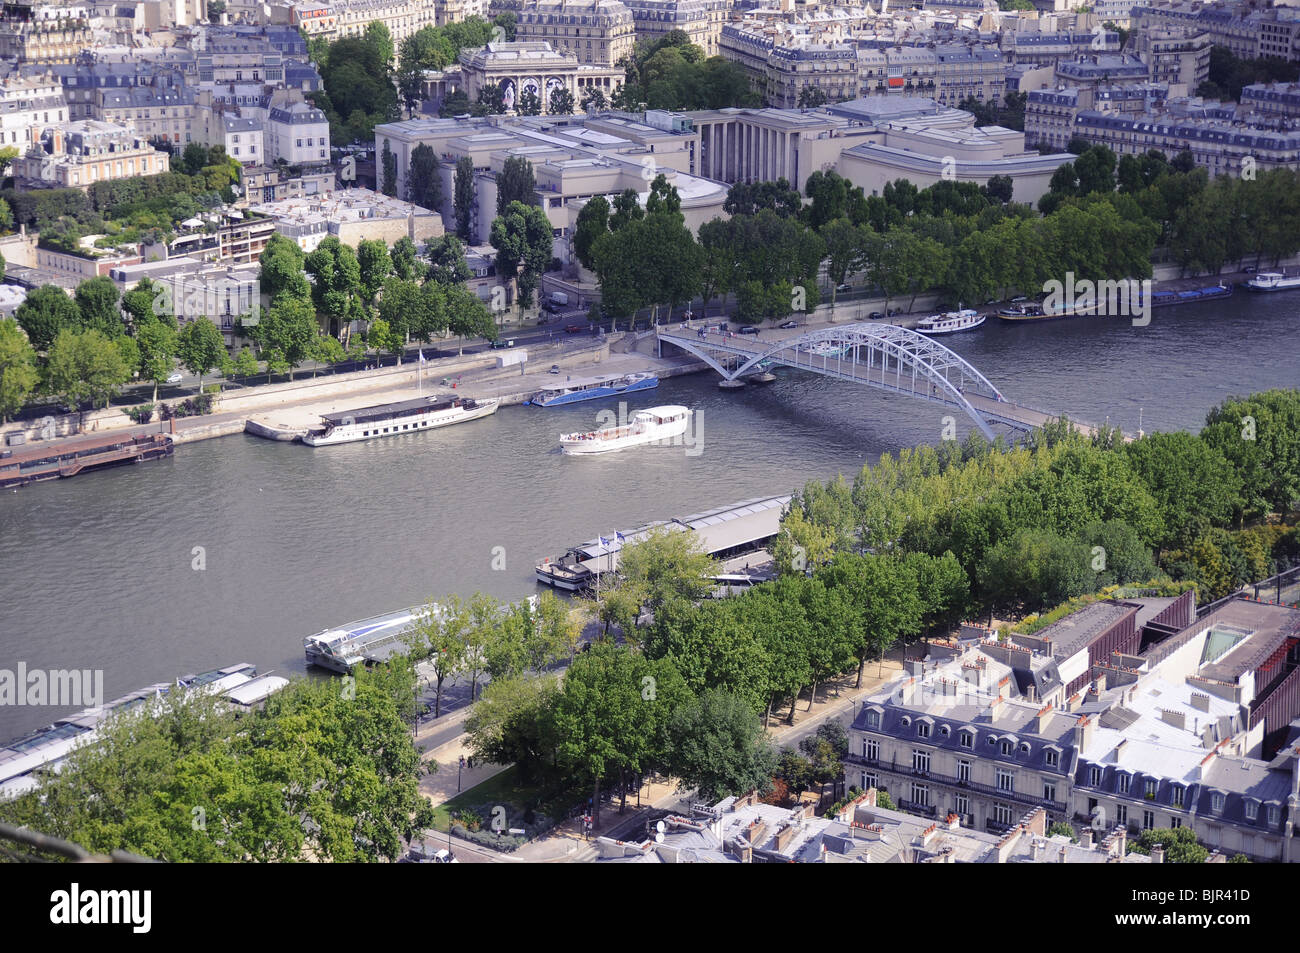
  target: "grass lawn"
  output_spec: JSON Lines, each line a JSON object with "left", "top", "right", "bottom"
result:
{"left": 430, "top": 765, "right": 571, "bottom": 833}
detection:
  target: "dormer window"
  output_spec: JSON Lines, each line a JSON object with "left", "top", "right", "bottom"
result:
{"left": 1172, "top": 785, "right": 1184, "bottom": 808}
{"left": 939, "top": 724, "right": 951, "bottom": 738}
{"left": 959, "top": 731, "right": 974, "bottom": 749}
{"left": 1000, "top": 740, "right": 1012, "bottom": 756}
{"left": 1144, "top": 779, "right": 1157, "bottom": 799}
{"left": 1118, "top": 773, "right": 1130, "bottom": 795}
{"left": 865, "top": 710, "right": 880, "bottom": 729}
{"left": 1267, "top": 805, "right": 1280, "bottom": 826}
{"left": 1244, "top": 800, "right": 1258, "bottom": 822}
{"left": 1045, "top": 749, "right": 1059, "bottom": 768}
{"left": 1212, "top": 793, "right": 1226, "bottom": 813}
{"left": 917, "top": 722, "right": 931, "bottom": 739}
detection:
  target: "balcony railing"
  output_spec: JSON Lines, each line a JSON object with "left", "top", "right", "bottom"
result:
{"left": 845, "top": 754, "right": 1068, "bottom": 813}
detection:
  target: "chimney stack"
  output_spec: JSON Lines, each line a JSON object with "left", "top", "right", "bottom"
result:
{"left": 1151, "top": 844, "right": 1165, "bottom": 864}
{"left": 1074, "top": 715, "right": 1094, "bottom": 753}
{"left": 1079, "top": 828, "right": 1094, "bottom": 849}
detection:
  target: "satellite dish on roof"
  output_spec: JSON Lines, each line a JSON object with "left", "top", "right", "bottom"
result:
{"left": 656, "top": 820, "right": 666, "bottom": 833}
{"left": 655, "top": 833, "right": 664, "bottom": 843}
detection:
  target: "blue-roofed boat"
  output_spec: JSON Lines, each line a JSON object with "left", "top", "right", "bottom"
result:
{"left": 1150, "top": 283, "right": 1233, "bottom": 307}
{"left": 527, "top": 372, "right": 658, "bottom": 407}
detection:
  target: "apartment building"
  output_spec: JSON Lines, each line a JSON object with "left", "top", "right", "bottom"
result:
{"left": 1134, "top": 26, "right": 1211, "bottom": 88}
{"left": 12, "top": 119, "right": 171, "bottom": 189}
{"left": 1132, "top": 1, "right": 1300, "bottom": 62}
{"left": 264, "top": 96, "right": 330, "bottom": 165}
{"left": 331, "top": 0, "right": 438, "bottom": 45}
{"left": 768, "top": 42, "right": 859, "bottom": 108}
{"left": 857, "top": 45, "right": 1007, "bottom": 106}
{"left": 0, "top": 72, "right": 67, "bottom": 149}
{"left": 108, "top": 257, "right": 262, "bottom": 344}
{"left": 95, "top": 85, "right": 196, "bottom": 146}
{"left": 999, "top": 30, "right": 1123, "bottom": 67}
{"left": 1025, "top": 82, "right": 1170, "bottom": 151}
{"left": 623, "top": 0, "right": 718, "bottom": 56}
{"left": 250, "top": 188, "right": 444, "bottom": 251}
{"left": 0, "top": 18, "right": 92, "bottom": 64}
{"left": 845, "top": 593, "right": 1300, "bottom": 861}
{"left": 1071, "top": 107, "right": 1300, "bottom": 176}
{"left": 1055, "top": 53, "right": 1151, "bottom": 86}
{"left": 515, "top": 0, "right": 638, "bottom": 69}
{"left": 1241, "top": 81, "right": 1300, "bottom": 119}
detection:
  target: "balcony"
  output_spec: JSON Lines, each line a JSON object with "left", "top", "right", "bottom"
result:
{"left": 845, "top": 754, "right": 1068, "bottom": 813}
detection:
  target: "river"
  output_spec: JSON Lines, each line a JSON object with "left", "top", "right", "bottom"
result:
{"left": 2, "top": 295, "right": 1297, "bottom": 738}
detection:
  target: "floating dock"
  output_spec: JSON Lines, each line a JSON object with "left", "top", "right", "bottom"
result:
{"left": 0, "top": 430, "right": 173, "bottom": 488}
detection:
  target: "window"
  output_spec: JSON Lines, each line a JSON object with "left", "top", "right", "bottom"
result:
{"left": 863, "top": 773, "right": 878, "bottom": 791}
{"left": 1116, "top": 803, "right": 1128, "bottom": 825}
{"left": 1172, "top": 786, "right": 1184, "bottom": 808}
{"left": 910, "top": 783, "right": 930, "bottom": 807}
{"left": 1142, "top": 810, "right": 1155, "bottom": 831}
{"left": 1118, "top": 773, "right": 1130, "bottom": 795}
{"left": 1145, "top": 779, "right": 1157, "bottom": 799}
{"left": 1267, "top": 805, "right": 1280, "bottom": 826}
{"left": 955, "top": 793, "right": 969, "bottom": 817}
{"left": 1089, "top": 766, "right": 1102, "bottom": 787}
{"left": 917, "top": 722, "right": 931, "bottom": 739}
{"left": 863, "top": 739, "right": 879, "bottom": 762}
{"left": 957, "top": 759, "right": 971, "bottom": 783}
{"left": 996, "top": 769, "right": 1014, "bottom": 793}
{"left": 1043, "top": 781, "right": 1057, "bottom": 802}
{"left": 1212, "top": 793, "right": 1225, "bottom": 813}
{"left": 1170, "top": 817, "right": 1182, "bottom": 829}
{"left": 1000, "top": 741, "right": 1012, "bottom": 756}
{"left": 912, "top": 750, "right": 930, "bottom": 775}
{"left": 1044, "top": 749, "right": 1059, "bottom": 768}
{"left": 865, "top": 711, "right": 880, "bottom": 729}
{"left": 959, "top": 732, "right": 973, "bottom": 749}
{"left": 1245, "top": 801, "right": 1258, "bottom": 821}
{"left": 994, "top": 803, "right": 1014, "bottom": 826}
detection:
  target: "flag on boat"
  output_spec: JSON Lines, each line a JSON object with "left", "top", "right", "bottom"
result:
{"left": 616, "top": 531, "right": 626, "bottom": 542}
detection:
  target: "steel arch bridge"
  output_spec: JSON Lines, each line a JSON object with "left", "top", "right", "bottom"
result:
{"left": 657, "top": 323, "right": 1101, "bottom": 441}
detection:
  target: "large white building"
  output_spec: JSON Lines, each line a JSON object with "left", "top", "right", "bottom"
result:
{"left": 264, "top": 97, "right": 331, "bottom": 165}
{"left": 515, "top": 0, "right": 638, "bottom": 69}
{"left": 0, "top": 72, "right": 67, "bottom": 149}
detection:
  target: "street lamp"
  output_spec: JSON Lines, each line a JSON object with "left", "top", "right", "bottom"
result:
{"left": 458, "top": 754, "right": 465, "bottom": 792}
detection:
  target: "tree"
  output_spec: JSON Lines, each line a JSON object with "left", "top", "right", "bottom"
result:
{"left": 490, "top": 200, "right": 552, "bottom": 309}
{"left": 580, "top": 87, "right": 607, "bottom": 112}
{"left": 453, "top": 156, "right": 475, "bottom": 240}
{"left": 1123, "top": 431, "right": 1243, "bottom": 548}
{"left": 444, "top": 283, "right": 495, "bottom": 354}
{"left": 549, "top": 87, "right": 575, "bottom": 115}
{"left": 304, "top": 236, "right": 363, "bottom": 336}
{"left": 573, "top": 195, "right": 610, "bottom": 271}
{"left": 380, "top": 139, "right": 397, "bottom": 197}
{"left": 550, "top": 642, "right": 690, "bottom": 826}
{"left": 175, "top": 317, "right": 225, "bottom": 392}
{"left": 391, "top": 236, "right": 420, "bottom": 281}
{"left": 1201, "top": 390, "right": 1300, "bottom": 521}
{"left": 616, "top": 524, "right": 719, "bottom": 622}
{"left": 798, "top": 85, "right": 828, "bottom": 108}
{"left": 984, "top": 174, "right": 1014, "bottom": 204}
{"left": 425, "top": 234, "right": 471, "bottom": 285}
{"left": 136, "top": 316, "right": 178, "bottom": 402}
{"left": 496, "top": 156, "right": 536, "bottom": 215}
{"left": 45, "top": 329, "right": 131, "bottom": 424}
{"left": 406, "top": 143, "right": 442, "bottom": 210}
{"left": 231, "top": 346, "right": 259, "bottom": 378}
{"left": 666, "top": 689, "right": 777, "bottom": 802}
{"left": 364, "top": 21, "right": 395, "bottom": 68}
{"left": 366, "top": 317, "right": 402, "bottom": 362}
{"left": 258, "top": 233, "right": 310, "bottom": 304}
{"left": 356, "top": 238, "right": 393, "bottom": 309}
{"left": 253, "top": 296, "right": 319, "bottom": 379}
{"left": 409, "top": 596, "right": 468, "bottom": 718}
{"left": 1129, "top": 827, "right": 1209, "bottom": 863}
{"left": 465, "top": 674, "right": 561, "bottom": 784}
{"left": 0, "top": 318, "right": 38, "bottom": 422}
{"left": 517, "top": 86, "right": 542, "bottom": 116}
{"left": 15, "top": 285, "right": 80, "bottom": 351}
{"left": 74, "top": 277, "right": 125, "bottom": 338}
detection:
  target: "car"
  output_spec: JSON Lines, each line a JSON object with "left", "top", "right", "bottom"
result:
{"left": 489, "top": 339, "right": 515, "bottom": 349}
{"left": 887, "top": 309, "right": 900, "bottom": 316}
{"left": 549, "top": 364, "right": 561, "bottom": 374}
{"left": 165, "top": 372, "right": 183, "bottom": 384}
{"left": 409, "top": 844, "right": 458, "bottom": 863}
{"left": 738, "top": 325, "right": 759, "bottom": 334}
{"left": 778, "top": 320, "right": 798, "bottom": 329}
{"left": 836, "top": 283, "right": 852, "bottom": 294}
{"left": 868, "top": 311, "right": 885, "bottom": 320}
{"left": 564, "top": 325, "right": 582, "bottom": 333}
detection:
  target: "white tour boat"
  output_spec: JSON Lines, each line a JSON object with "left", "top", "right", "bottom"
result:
{"left": 302, "top": 394, "right": 498, "bottom": 446}
{"left": 559, "top": 405, "right": 692, "bottom": 455}
{"left": 1244, "top": 272, "right": 1300, "bottom": 292}
{"left": 916, "top": 308, "right": 985, "bottom": 335}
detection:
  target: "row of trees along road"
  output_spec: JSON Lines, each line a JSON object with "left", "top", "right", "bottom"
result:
{"left": 575, "top": 153, "right": 1300, "bottom": 328}
{"left": 4, "top": 278, "right": 227, "bottom": 424}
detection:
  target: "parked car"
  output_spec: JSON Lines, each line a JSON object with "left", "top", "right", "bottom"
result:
{"left": 836, "top": 283, "right": 852, "bottom": 294}
{"left": 564, "top": 325, "right": 583, "bottom": 334}
{"left": 868, "top": 311, "right": 885, "bottom": 320}
{"left": 738, "top": 325, "right": 759, "bottom": 334}
{"left": 489, "top": 339, "right": 515, "bottom": 349}
{"left": 778, "top": 320, "right": 798, "bottom": 329}
{"left": 549, "top": 364, "right": 561, "bottom": 374}
{"left": 165, "top": 372, "right": 183, "bottom": 384}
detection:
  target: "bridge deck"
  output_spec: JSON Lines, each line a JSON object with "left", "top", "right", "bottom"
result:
{"left": 657, "top": 325, "right": 1118, "bottom": 439}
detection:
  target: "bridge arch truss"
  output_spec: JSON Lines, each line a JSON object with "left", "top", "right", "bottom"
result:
{"left": 658, "top": 323, "right": 1012, "bottom": 441}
